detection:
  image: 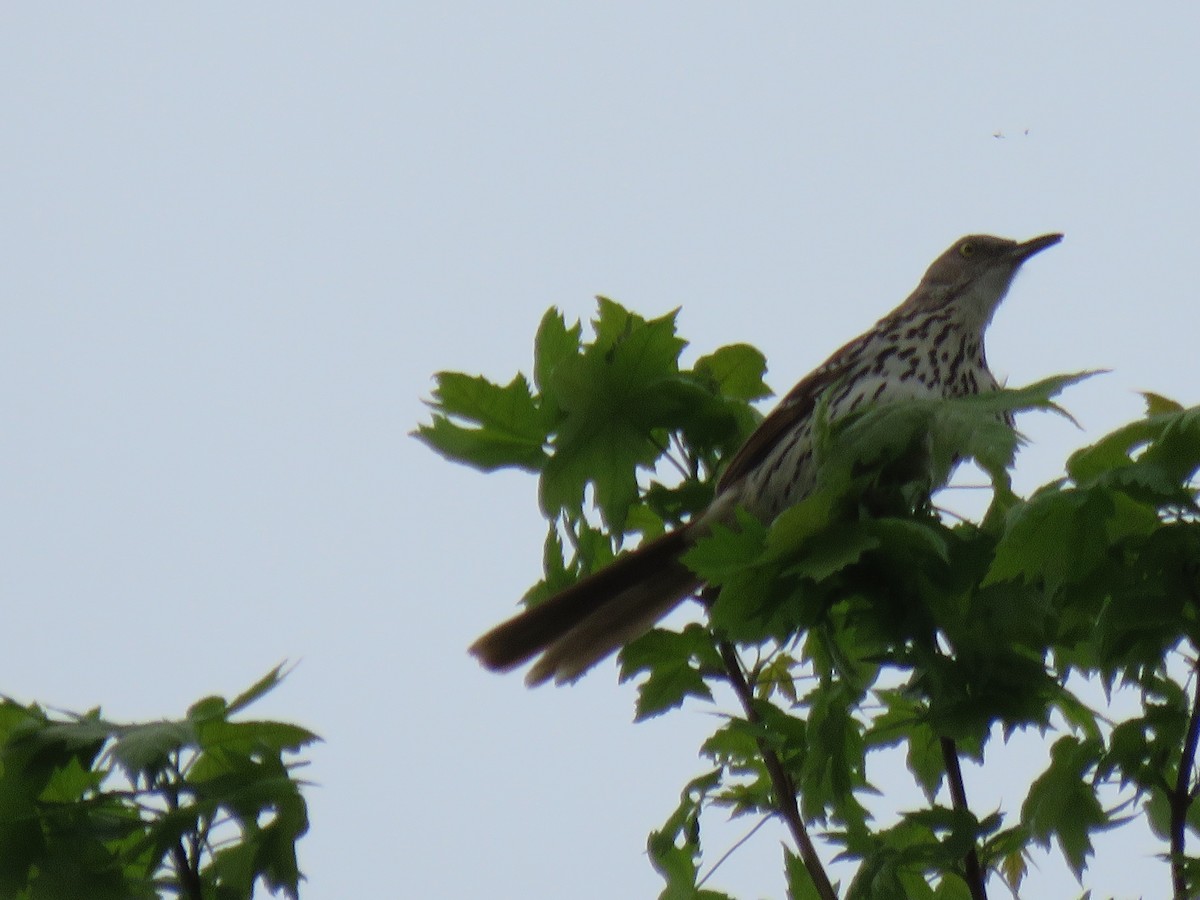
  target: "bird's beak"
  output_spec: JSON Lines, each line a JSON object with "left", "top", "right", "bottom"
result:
{"left": 1012, "top": 232, "right": 1063, "bottom": 261}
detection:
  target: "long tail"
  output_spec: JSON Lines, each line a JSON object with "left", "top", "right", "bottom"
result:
{"left": 469, "top": 526, "right": 702, "bottom": 685}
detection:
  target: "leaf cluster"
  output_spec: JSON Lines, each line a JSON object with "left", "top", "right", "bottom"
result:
{"left": 417, "top": 298, "right": 769, "bottom": 589}
{"left": 0, "top": 664, "right": 317, "bottom": 899}
{"left": 420, "top": 299, "right": 1200, "bottom": 898}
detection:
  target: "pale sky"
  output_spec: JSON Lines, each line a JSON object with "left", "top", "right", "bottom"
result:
{"left": 2, "top": 5, "right": 1197, "bottom": 899}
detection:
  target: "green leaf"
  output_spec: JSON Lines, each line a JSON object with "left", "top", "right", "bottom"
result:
{"left": 933, "top": 874, "right": 974, "bottom": 899}
{"left": 533, "top": 308, "right": 582, "bottom": 397}
{"left": 765, "top": 489, "right": 842, "bottom": 560}
{"left": 822, "top": 372, "right": 1094, "bottom": 500}
{"left": 785, "top": 848, "right": 827, "bottom": 900}
{"left": 416, "top": 372, "right": 550, "bottom": 472}
{"left": 693, "top": 343, "right": 771, "bottom": 401}
{"left": 188, "top": 694, "right": 228, "bottom": 722}
{"left": 1066, "top": 418, "right": 1159, "bottom": 485}
{"left": 984, "top": 487, "right": 1113, "bottom": 592}
{"left": 539, "top": 301, "right": 691, "bottom": 529}
{"left": 1137, "top": 407, "right": 1200, "bottom": 492}
{"left": 1021, "top": 736, "right": 1107, "bottom": 875}
{"left": 647, "top": 770, "right": 721, "bottom": 898}
{"left": 620, "top": 626, "right": 718, "bottom": 721}
{"left": 867, "top": 517, "right": 951, "bottom": 563}
{"left": 36, "top": 755, "right": 104, "bottom": 804}
{"left": 796, "top": 683, "right": 869, "bottom": 828}
{"left": 108, "top": 721, "right": 195, "bottom": 780}
{"left": 906, "top": 731, "right": 945, "bottom": 805}
{"left": 1053, "top": 689, "right": 1102, "bottom": 744}
{"left": 633, "top": 664, "right": 713, "bottom": 722}
{"left": 784, "top": 522, "right": 880, "bottom": 582}
{"left": 1067, "top": 404, "right": 1200, "bottom": 510}
{"left": 206, "top": 838, "right": 258, "bottom": 897}
{"left": 867, "top": 691, "right": 944, "bottom": 801}
{"left": 227, "top": 663, "right": 289, "bottom": 716}
{"left": 1142, "top": 391, "right": 1184, "bottom": 416}
{"left": 195, "top": 719, "right": 320, "bottom": 756}
{"left": 683, "top": 511, "right": 770, "bottom": 583}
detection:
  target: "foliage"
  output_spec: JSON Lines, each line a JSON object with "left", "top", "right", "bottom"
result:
{"left": 0, "top": 664, "right": 317, "bottom": 899}
{"left": 419, "top": 298, "right": 1200, "bottom": 899}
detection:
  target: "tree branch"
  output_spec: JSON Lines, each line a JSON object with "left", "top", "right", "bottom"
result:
{"left": 1170, "top": 656, "right": 1200, "bottom": 900}
{"left": 161, "top": 760, "right": 204, "bottom": 900}
{"left": 940, "top": 737, "right": 988, "bottom": 900}
{"left": 717, "top": 640, "right": 838, "bottom": 900}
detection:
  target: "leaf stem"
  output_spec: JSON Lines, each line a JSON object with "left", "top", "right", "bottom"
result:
{"left": 717, "top": 640, "right": 838, "bottom": 900}
{"left": 940, "top": 737, "right": 988, "bottom": 900}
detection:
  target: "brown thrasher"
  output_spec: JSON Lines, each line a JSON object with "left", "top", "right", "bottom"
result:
{"left": 471, "top": 233, "right": 1062, "bottom": 685}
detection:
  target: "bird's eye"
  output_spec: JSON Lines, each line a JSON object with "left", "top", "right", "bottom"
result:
{"left": 959, "top": 242, "right": 976, "bottom": 258}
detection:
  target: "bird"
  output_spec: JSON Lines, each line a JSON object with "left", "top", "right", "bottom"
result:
{"left": 470, "top": 233, "right": 1063, "bottom": 686}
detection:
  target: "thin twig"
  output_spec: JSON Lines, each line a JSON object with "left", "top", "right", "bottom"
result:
{"left": 670, "top": 431, "right": 700, "bottom": 481}
{"left": 940, "top": 737, "right": 988, "bottom": 900}
{"left": 697, "top": 815, "right": 772, "bottom": 887}
{"left": 718, "top": 640, "right": 838, "bottom": 900}
{"left": 1170, "top": 655, "right": 1200, "bottom": 900}
{"left": 649, "top": 433, "right": 691, "bottom": 481}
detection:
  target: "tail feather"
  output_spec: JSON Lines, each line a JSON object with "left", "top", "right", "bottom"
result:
{"left": 527, "top": 561, "right": 700, "bottom": 685}
{"left": 469, "top": 526, "right": 700, "bottom": 684}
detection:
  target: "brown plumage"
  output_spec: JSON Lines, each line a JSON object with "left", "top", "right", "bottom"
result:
{"left": 471, "top": 233, "right": 1063, "bottom": 685}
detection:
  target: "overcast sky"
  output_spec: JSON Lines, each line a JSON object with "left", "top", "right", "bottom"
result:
{"left": 2, "top": 5, "right": 1197, "bottom": 899}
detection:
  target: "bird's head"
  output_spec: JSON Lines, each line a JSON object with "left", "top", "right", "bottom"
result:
{"left": 912, "top": 232, "right": 1062, "bottom": 327}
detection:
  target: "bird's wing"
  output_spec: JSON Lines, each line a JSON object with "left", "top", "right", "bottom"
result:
{"left": 715, "top": 338, "right": 862, "bottom": 493}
